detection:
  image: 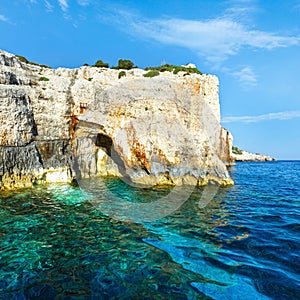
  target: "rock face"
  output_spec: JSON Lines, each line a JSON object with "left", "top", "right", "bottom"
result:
{"left": 232, "top": 150, "right": 275, "bottom": 162}
{"left": 0, "top": 50, "right": 233, "bottom": 190}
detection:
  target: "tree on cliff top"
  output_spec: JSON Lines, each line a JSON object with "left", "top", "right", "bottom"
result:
{"left": 94, "top": 59, "right": 109, "bottom": 68}
{"left": 113, "top": 59, "right": 135, "bottom": 70}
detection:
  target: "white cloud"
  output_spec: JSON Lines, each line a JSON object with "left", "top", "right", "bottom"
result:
{"left": 109, "top": 9, "right": 300, "bottom": 64}
{"left": 58, "top": 0, "right": 68, "bottom": 12}
{"left": 222, "top": 110, "right": 300, "bottom": 123}
{"left": 232, "top": 66, "right": 257, "bottom": 87}
{"left": 0, "top": 14, "right": 9, "bottom": 23}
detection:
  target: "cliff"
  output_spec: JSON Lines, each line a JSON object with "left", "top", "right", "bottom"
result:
{"left": 0, "top": 50, "right": 233, "bottom": 190}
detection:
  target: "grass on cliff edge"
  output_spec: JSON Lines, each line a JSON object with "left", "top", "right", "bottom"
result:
{"left": 144, "top": 64, "right": 202, "bottom": 75}
{"left": 15, "top": 54, "right": 203, "bottom": 76}
{"left": 16, "top": 55, "right": 52, "bottom": 69}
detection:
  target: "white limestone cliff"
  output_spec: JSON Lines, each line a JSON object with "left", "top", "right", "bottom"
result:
{"left": 0, "top": 49, "right": 234, "bottom": 190}
{"left": 232, "top": 150, "right": 275, "bottom": 162}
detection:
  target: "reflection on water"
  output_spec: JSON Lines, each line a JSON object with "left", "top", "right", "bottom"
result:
{"left": 0, "top": 161, "right": 300, "bottom": 299}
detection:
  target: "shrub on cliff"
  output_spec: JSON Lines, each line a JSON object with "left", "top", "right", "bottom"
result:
{"left": 173, "top": 66, "right": 202, "bottom": 75}
{"left": 145, "top": 64, "right": 173, "bottom": 72}
{"left": 232, "top": 146, "right": 243, "bottom": 155}
{"left": 38, "top": 77, "right": 49, "bottom": 81}
{"left": 143, "top": 70, "right": 160, "bottom": 78}
{"left": 118, "top": 71, "right": 126, "bottom": 79}
{"left": 94, "top": 59, "right": 109, "bottom": 68}
{"left": 113, "top": 59, "right": 135, "bottom": 70}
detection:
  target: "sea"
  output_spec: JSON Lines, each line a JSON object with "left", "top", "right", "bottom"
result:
{"left": 0, "top": 161, "right": 299, "bottom": 299}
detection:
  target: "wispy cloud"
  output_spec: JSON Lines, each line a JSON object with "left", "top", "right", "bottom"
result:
{"left": 106, "top": 8, "right": 300, "bottom": 64}
{"left": 223, "top": 0, "right": 258, "bottom": 21}
{"left": 58, "top": 0, "right": 68, "bottom": 12}
{"left": 44, "top": 0, "right": 54, "bottom": 12}
{"left": 232, "top": 66, "right": 257, "bottom": 87}
{"left": 0, "top": 14, "right": 9, "bottom": 23}
{"left": 222, "top": 110, "right": 300, "bottom": 123}
{"left": 77, "top": 0, "right": 90, "bottom": 6}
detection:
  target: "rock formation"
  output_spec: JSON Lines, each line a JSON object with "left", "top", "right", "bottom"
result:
{"left": 0, "top": 50, "right": 234, "bottom": 190}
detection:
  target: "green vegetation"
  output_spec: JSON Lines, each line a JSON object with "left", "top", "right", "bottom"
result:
{"left": 144, "top": 64, "right": 202, "bottom": 75}
{"left": 94, "top": 59, "right": 109, "bottom": 68}
{"left": 16, "top": 55, "right": 51, "bottom": 69}
{"left": 112, "top": 59, "right": 135, "bottom": 70}
{"left": 30, "top": 62, "right": 51, "bottom": 68}
{"left": 232, "top": 146, "right": 243, "bottom": 155}
{"left": 16, "top": 55, "right": 29, "bottom": 63}
{"left": 38, "top": 77, "right": 49, "bottom": 82}
{"left": 118, "top": 71, "right": 126, "bottom": 79}
{"left": 143, "top": 70, "right": 160, "bottom": 78}
{"left": 15, "top": 54, "right": 202, "bottom": 77}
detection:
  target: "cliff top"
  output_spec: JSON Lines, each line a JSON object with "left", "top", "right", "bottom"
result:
{"left": 0, "top": 49, "right": 210, "bottom": 81}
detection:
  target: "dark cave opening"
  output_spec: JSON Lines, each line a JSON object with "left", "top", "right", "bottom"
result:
{"left": 95, "top": 133, "right": 113, "bottom": 156}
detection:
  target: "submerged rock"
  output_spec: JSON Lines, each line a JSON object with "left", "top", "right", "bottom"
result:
{"left": 0, "top": 49, "right": 234, "bottom": 190}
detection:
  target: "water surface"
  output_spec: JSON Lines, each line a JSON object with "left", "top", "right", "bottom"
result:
{"left": 0, "top": 161, "right": 299, "bottom": 299}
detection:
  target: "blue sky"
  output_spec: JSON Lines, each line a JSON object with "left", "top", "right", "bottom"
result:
{"left": 1, "top": 0, "right": 300, "bottom": 159}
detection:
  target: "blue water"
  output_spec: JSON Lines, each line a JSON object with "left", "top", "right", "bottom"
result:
{"left": 0, "top": 161, "right": 299, "bottom": 299}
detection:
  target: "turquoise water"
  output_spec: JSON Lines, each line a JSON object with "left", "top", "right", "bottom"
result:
{"left": 0, "top": 161, "right": 299, "bottom": 299}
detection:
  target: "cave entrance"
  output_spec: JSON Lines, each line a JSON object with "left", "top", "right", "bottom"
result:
{"left": 95, "top": 133, "right": 113, "bottom": 156}
{"left": 94, "top": 132, "right": 129, "bottom": 180}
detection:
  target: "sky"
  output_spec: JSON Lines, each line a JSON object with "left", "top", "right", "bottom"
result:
{"left": 0, "top": 0, "right": 300, "bottom": 159}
